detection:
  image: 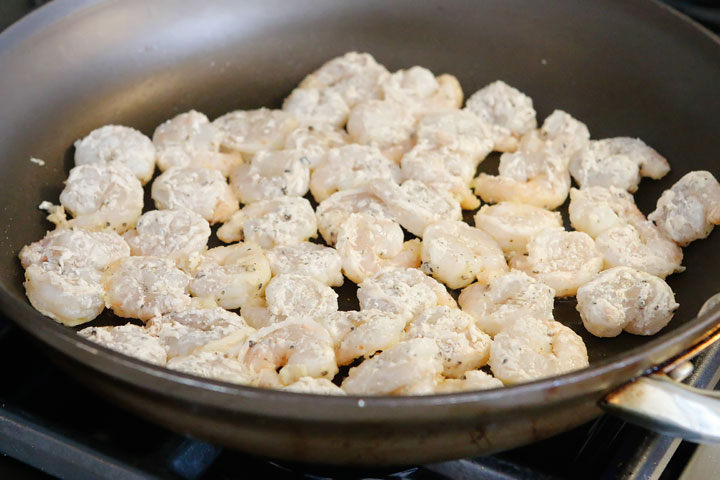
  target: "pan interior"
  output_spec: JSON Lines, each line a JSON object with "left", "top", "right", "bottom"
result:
{"left": 0, "top": 0, "right": 718, "bottom": 374}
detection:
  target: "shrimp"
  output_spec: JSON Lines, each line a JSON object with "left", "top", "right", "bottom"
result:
{"left": 421, "top": 220, "right": 508, "bottom": 289}
{"left": 241, "top": 319, "right": 338, "bottom": 385}
{"left": 189, "top": 242, "right": 271, "bottom": 310}
{"left": 266, "top": 242, "right": 343, "bottom": 287}
{"left": 474, "top": 202, "right": 564, "bottom": 254}
{"left": 229, "top": 150, "right": 310, "bottom": 204}
{"left": 381, "top": 66, "right": 463, "bottom": 117}
{"left": 405, "top": 306, "right": 492, "bottom": 378}
{"left": 152, "top": 110, "right": 243, "bottom": 176}
{"left": 283, "top": 377, "right": 346, "bottom": 395}
{"left": 55, "top": 163, "right": 144, "bottom": 233}
{"left": 282, "top": 87, "right": 350, "bottom": 129}
{"left": 346, "top": 99, "right": 416, "bottom": 163}
{"left": 315, "top": 309, "right": 408, "bottom": 366}
{"left": 315, "top": 186, "right": 393, "bottom": 246}
{"left": 519, "top": 110, "right": 590, "bottom": 163}
{"left": 74, "top": 125, "right": 156, "bottom": 185}
{"left": 213, "top": 108, "right": 298, "bottom": 155}
{"left": 310, "top": 144, "right": 402, "bottom": 202}
{"left": 341, "top": 338, "right": 443, "bottom": 395}
{"left": 166, "top": 351, "right": 257, "bottom": 385}
{"left": 570, "top": 137, "right": 670, "bottom": 192}
{"left": 217, "top": 196, "right": 317, "bottom": 247}
{"left": 400, "top": 143, "right": 479, "bottom": 209}
{"left": 102, "top": 256, "right": 192, "bottom": 322}
{"left": 458, "top": 270, "right": 555, "bottom": 337}
{"left": 472, "top": 150, "right": 571, "bottom": 209}
{"left": 298, "top": 51, "right": 389, "bottom": 108}
{"left": 435, "top": 370, "right": 504, "bottom": 393}
{"left": 576, "top": 267, "right": 678, "bottom": 337}
{"left": 335, "top": 213, "right": 421, "bottom": 284}
{"left": 357, "top": 267, "right": 457, "bottom": 319}
{"left": 648, "top": 171, "right": 720, "bottom": 246}
{"left": 488, "top": 317, "right": 589, "bottom": 385}
{"left": 568, "top": 186, "right": 642, "bottom": 239}
{"left": 124, "top": 209, "right": 210, "bottom": 267}
{"left": 19, "top": 229, "right": 130, "bottom": 326}
{"left": 146, "top": 307, "right": 255, "bottom": 358}
{"left": 78, "top": 324, "right": 167, "bottom": 365}
{"left": 151, "top": 167, "right": 238, "bottom": 224}
{"left": 241, "top": 274, "right": 338, "bottom": 329}
{"left": 284, "top": 125, "right": 348, "bottom": 171}
{"left": 509, "top": 229, "right": 603, "bottom": 297}
{"left": 416, "top": 110, "right": 495, "bottom": 163}
{"left": 370, "top": 179, "right": 462, "bottom": 237}
{"left": 464, "top": 80, "right": 537, "bottom": 137}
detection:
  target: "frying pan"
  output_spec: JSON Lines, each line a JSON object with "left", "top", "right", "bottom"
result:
{"left": 0, "top": 0, "right": 719, "bottom": 467}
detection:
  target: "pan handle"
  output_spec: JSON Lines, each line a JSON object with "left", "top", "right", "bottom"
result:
{"left": 601, "top": 371, "right": 720, "bottom": 443}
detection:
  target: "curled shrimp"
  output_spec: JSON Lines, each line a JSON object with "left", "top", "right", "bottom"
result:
{"left": 315, "top": 185, "right": 393, "bottom": 246}
{"left": 229, "top": 149, "right": 310, "bottom": 204}
{"left": 474, "top": 201, "right": 564, "bottom": 254}
{"left": 213, "top": 108, "right": 298, "bottom": 156}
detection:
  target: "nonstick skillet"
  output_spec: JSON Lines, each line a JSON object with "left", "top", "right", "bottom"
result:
{"left": 0, "top": 0, "right": 719, "bottom": 466}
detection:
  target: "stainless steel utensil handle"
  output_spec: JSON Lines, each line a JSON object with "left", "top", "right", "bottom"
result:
{"left": 602, "top": 373, "right": 720, "bottom": 443}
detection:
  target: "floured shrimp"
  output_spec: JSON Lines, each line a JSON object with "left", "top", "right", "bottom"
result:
{"left": 316, "top": 309, "right": 408, "bottom": 365}
{"left": 509, "top": 229, "right": 603, "bottom": 297}
{"left": 315, "top": 186, "right": 393, "bottom": 246}
{"left": 569, "top": 187, "right": 684, "bottom": 278}
{"left": 381, "top": 66, "right": 463, "bottom": 117}
{"left": 342, "top": 338, "right": 443, "bottom": 395}
{"left": 357, "top": 268, "right": 456, "bottom": 319}
{"left": 576, "top": 267, "right": 678, "bottom": 337}
{"left": 213, "top": 108, "right": 298, "bottom": 155}
{"left": 217, "top": 196, "right": 317, "bottom": 247}
{"left": 421, "top": 220, "right": 508, "bottom": 289}
{"left": 266, "top": 242, "right": 343, "bottom": 287}
{"left": 74, "top": 125, "right": 156, "bottom": 185}
{"left": 189, "top": 242, "right": 271, "bottom": 310}
{"left": 371, "top": 179, "right": 462, "bottom": 237}
{"left": 436, "top": 370, "right": 504, "bottom": 393}
{"left": 167, "top": 351, "right": 257, "bottom": 385}
{"left": 346, "top": 99, "right": 416, "bottom": 162}
{"left": 241, "top": 274, "right": 338, "bottom": 329}
{"left": 229, "top": 150, "right": 310, "bottom": 204}
{"left": 310, "top": 144, "right": 402, "bottom": 202}
{"left": 465, "top": 80, "right": 537, "bottom": 138}
{"left": 19, "top": 229, "right": 130, "bottom": 326}
{"left": 283, "top": 377, "right": 346, "bottom": 395}
{"left": 416, "top": 110, "right": 495, "bottom": 163}
{"left": 472, "top": 150, "right": 571, "bottom": 209}
{"left": 400, "top": 143, "right": 479, "bottom": 209}
{"left": 489, "top": 317, "right": 589, "bottom": 385}
{"left": 103, "top": 256, "right": 192, "bottom": 321}
{"left": 146, "top": 307, "right": 255, "bottom": 358}
{"left": 459, "top": 270, "right": 555, "bottom": 336}
{"left": 336, "top": 213, "right": 421, "bottom": 284}
{"left": 241, "top": 319, "right": 338, "bottom": 385}
{"left": 282, "top": 87, "right": 350, "bottom": 129}
{"left": 151, "top": 167, "right": 238, "bottom": 224}
{"left": 284, "top": 125, "right": 348, "bottom": 171}
{"left": 474, "top": 202, "right": 564, "bottom": 254}
{"left": 55, "top": 163, "right": 143, "bottom": 233}
{"left": 649, "top": 171, "right": 720, "bottom": 246}
{"left": 519, "top": 110, "right": 590, "bottom": 163}
{"left": 153, "top": 110, "right": 242, "bottom": 176}
{"left": 570, "top": 137, "right": 670, "bottom": 192}
{"left": 78, "top": 324, "right": 167, "bottom": 365}
{"left": 299, "top": 51, "right": 389, "bottom": 107}
{"left": 124, "top": 209, "right": 210, "bottom": 267}
{"left": 406, "top": 306, "right": 492, "bottom": 378}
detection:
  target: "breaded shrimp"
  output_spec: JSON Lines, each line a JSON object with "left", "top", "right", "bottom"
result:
{"left": 282, "top": 87, "right": 350, "bottom": 129}
{"left": 474, "top": 202, "right": 564, "bottom": 254}
{"left": 465, "top": 80, "right": 537, "bottom": 137}
{"left": 229, "top": 150, "right": 310, "bottom": 204}
{"left": 421, "top": 220, "right": 508, "bottom": 289}
{"left": 78, "top": 324, "right": 167, "bottom": 365}
{"left": 519, "top": 109, "right": 590, "bottom": 163}
{"left": 266, "top": 242, "right": 343, "bottom": 287}
{"left": 346, "top": 99, "right": 416, "bottom": 162}
{"left": 213, "top": 108, "right": 298, "bottom": 155}
{"left": 284, "top": 125, "right": 348, "bottom": 171}
{"left": 382, "top": 66, "right": 463, "bottom": 117}
{"left": 315, "top": 186, "right": 393, "bottom": 246}
{"left": 167, "top": 351, "right": 257, "bottom": 385}
{"left": 282, "top": 377, "right": 346, "bottom": 395}
{"left": 416, "top": 110, "right": 495, "bottom": 163}
{"left": 576, "top": 267, "right": 678, "bottom": 337}
{"left": 74, "top": 125, "right": 156, "bottom": 185}
{"left": 435, "top": 370, "right": 504, "bottom": 393}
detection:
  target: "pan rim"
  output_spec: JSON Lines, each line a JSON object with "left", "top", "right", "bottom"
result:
{"left": 1, "top": 0, "right": 720, "bottom": 422}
